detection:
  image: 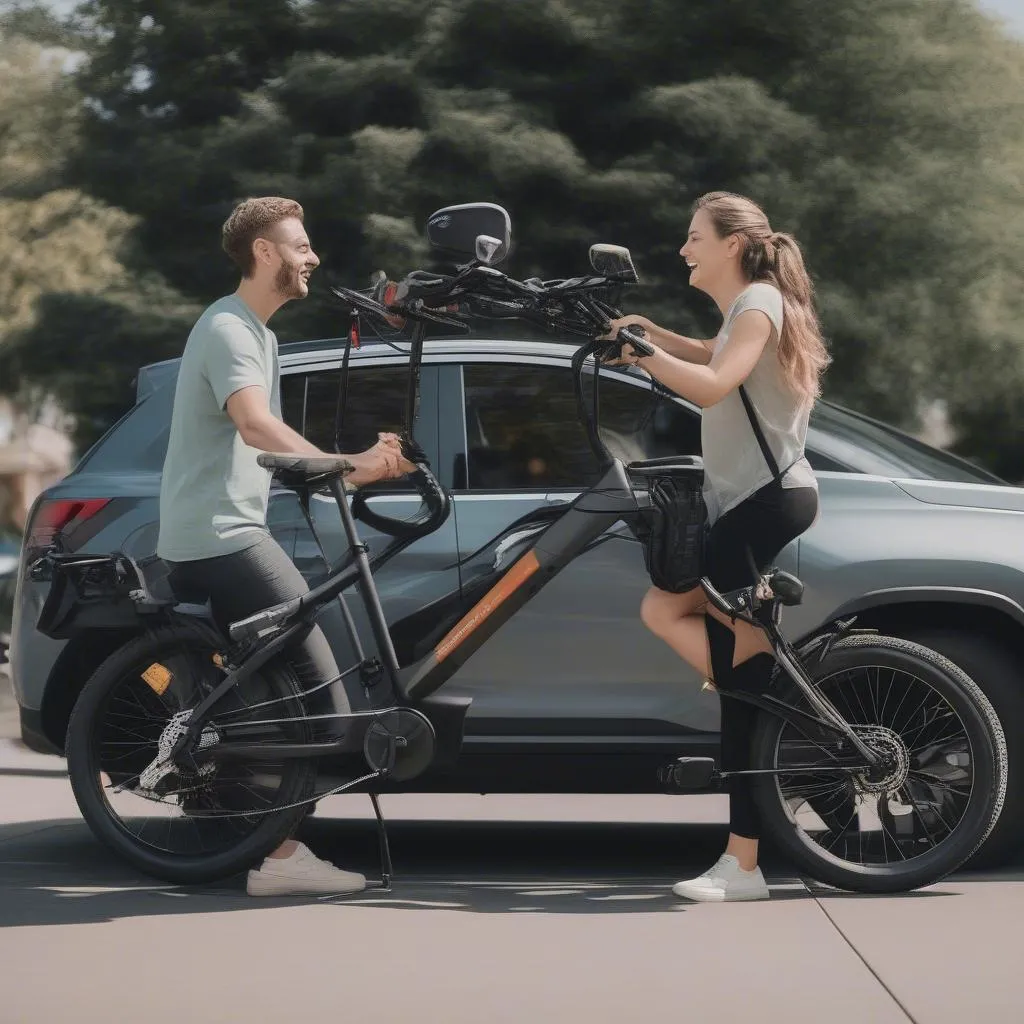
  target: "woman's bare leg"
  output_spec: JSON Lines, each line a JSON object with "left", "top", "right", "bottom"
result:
{"left": 639, "top": 586, "right": 713, "bottom": 678}
{"left": 641, "top": 586, "right": 773, "bottom": 680}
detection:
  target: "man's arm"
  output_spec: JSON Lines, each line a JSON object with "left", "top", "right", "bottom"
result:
{"left": 226, "top": 386, "right": 411, "bottom": 486}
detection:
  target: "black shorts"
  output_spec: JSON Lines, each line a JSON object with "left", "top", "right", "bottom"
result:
{"left": 705, "top": 478, "right": 819, "bottom": 593}
{"left": 704, "top": 478, "right": 818, "bottom": 683}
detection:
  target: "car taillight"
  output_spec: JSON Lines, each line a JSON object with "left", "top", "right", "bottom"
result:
{"left": 28, "top": 498, "right": 111, "bottom": 549}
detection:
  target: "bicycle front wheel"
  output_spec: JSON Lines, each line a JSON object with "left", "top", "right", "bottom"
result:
{"left": 751, "top": 634, "right": 1007, "bottom": 893}
{"left": 66, "top": 624, "right": 317, "bottom": 884}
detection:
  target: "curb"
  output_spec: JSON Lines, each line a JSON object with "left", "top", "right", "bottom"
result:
{"left": 0, "top": 736, "right": 67, "bottom": 776}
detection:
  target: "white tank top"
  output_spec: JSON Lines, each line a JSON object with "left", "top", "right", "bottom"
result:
{"left": 700, "top": 282, "right": 818, "bottom": 525}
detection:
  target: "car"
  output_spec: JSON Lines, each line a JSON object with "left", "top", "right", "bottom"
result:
{"left": 0, "top": 534, "right": 20, "bottom": 662}
{"left": 9, "top": 332, "right": 1024, "bottom": 864}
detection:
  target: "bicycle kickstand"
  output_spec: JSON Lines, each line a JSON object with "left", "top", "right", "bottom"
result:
{"left": 369, "top": 791, "right": 394, "bottom": 892}
{"left": 318, "top": 790, "right": 394, "bottom": 901}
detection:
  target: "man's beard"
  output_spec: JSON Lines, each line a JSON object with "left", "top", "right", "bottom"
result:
{"left": 274, "top": 261, "right": 305, "bottom": 299}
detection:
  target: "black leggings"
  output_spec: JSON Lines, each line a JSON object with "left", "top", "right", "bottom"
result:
{"left": 704, "top": 479, "right": 819, "bottom": 840}
{"left": 166, "top": 533, "right": 352, "bottom": 736}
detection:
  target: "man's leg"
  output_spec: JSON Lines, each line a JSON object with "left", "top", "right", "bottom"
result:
{"left": 168, "top": 533, "right": 365, "bottom": 895}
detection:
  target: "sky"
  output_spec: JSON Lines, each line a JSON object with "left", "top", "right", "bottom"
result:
{"left": 980, "top": 0, "right": 1024, "bottom": 33}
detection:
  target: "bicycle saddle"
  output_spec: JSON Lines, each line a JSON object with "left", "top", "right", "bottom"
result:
{"left": 257, "top": 453, "right": 355, "bottom": 478}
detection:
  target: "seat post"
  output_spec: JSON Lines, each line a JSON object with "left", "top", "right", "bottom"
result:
{"left": 327, "top": 476, "right": 403, "bottom": 689}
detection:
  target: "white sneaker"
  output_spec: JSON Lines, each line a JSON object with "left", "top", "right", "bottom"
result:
{"left": 672, "top": 854, "right": 770, "bottom": 902}
{"left": 246, "top": 842, "right": 367, "bottom": 897}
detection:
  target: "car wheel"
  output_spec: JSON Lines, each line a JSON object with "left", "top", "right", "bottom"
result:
{"left": 903, "top": 629, "right": 1024, "bottom": 868}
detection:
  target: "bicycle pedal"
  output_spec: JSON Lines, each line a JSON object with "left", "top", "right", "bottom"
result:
{"left": 657, "top": 756, "right": 717, "bottom": 793}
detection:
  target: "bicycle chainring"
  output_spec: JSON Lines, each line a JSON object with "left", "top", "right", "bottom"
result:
{"left": 362, "top": 708, "right": 436, "bottom": 782}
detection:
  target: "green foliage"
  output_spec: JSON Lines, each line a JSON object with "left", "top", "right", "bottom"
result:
{"left": 4, "top": 0, "right": 1024, "bottom": 468}
{"left": 0, "top": 28, "right": 197, "bottom": 451}
{"left": 2, "top": 280, "right": 198, "bottom": 448}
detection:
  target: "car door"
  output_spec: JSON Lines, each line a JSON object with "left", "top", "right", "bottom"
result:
{"left": 279, "top": 358, "right": 461, "bottom": 672}
{"left": 439, "top": 355, "right": 724, "bottom": 738}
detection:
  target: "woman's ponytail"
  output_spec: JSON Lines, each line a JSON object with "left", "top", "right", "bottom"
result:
{"left": 767, "top": 233, "right": 830, "bottom": 401}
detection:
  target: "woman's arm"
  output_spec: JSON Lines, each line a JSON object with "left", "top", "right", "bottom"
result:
{"left": 631, "top": 309, "right": 774, "bottom": 407}
{"left": 647, "top": 324, "right": 715, "bottom": 365}
{"left": 605, "top": 315, "right": 713, "bottom": 365}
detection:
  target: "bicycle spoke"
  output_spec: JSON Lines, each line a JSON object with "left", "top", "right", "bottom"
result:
{"left": 906, "top": 725, "right": 968, "bottom": 756}
{"left": 772, "top": 655, "right": 979, "bottom": 874}
{"left": 89, "top": 646, "right": 310, "bottom": 860}
{"left": 907, "top": 770, "right": 971, "bottom": 796}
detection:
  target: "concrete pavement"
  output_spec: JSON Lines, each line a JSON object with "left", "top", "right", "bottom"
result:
{"left": 0, "top": 736, "right": 1021, "bottom": 1024}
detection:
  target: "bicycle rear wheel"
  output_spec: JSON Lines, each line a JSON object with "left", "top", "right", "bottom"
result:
{"left": 66, "top": 623, "right": 317, "bottom": 884}
{"left": 751, "top": 634, "right": 1006, "bottom": 893}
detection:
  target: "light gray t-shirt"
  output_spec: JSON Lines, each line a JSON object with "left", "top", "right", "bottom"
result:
{"left": 157, "top": 295, "right": 280, "bottom": 562}
{"left": 701, "top": 282, "right": 817, "bottom": 525}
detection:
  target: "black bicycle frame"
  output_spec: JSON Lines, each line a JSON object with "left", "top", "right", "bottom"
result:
{"left": 182, "top": 374, "right": 877, "bottom": 772}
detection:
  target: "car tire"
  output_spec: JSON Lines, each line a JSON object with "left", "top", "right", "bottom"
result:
{"left": 903, "top": 629, "right": 1024, "bottom": 868}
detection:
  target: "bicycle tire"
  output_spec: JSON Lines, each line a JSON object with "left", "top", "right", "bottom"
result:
{"left": 750, "top": 634, "right": 1006, "bottom": 893}
{"left": 66, "top": 623, "right": 317, "bottom": 885}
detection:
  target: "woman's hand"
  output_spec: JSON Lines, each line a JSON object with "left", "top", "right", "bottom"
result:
{"left": 598, "top": 314, "right": 654, "bottom": 342}
{"left": 598, "top": 315, "right": 659, "bottom": 367}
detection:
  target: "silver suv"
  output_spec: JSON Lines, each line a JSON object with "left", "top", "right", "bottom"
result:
{"left": 10, "top": 335, "right": 1024, "bottom": 863}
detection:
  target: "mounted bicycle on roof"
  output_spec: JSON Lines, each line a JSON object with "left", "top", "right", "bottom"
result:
{"left": 33, "top": 202, "right": 1007, "bottom": 895}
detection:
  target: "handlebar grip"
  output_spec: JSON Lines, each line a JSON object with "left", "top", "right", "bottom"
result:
{"left": 228, "top": 597, "right": 302, "bottom": 642}
{"left": 617, "top": 326, "right": 656, "bottom": 358}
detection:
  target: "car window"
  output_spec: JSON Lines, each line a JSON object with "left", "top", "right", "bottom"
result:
{"left": 75, "top": 383, "right": 176, "bottom": 473}
{"left": 461, "top": 363, "right": 701, "bottom": 490}
{"left": 807, "top": 403, "right": 1003, "bottom": 484}
{"left": 281, "top": 364, "right": 413, "bottom": 490}
{"left": 281, "top": 365, "right": 406, "bottom": 450}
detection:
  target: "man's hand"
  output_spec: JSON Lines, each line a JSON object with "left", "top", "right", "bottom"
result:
{"left": 345, "top": 433, "right": 417, "bottom": 487}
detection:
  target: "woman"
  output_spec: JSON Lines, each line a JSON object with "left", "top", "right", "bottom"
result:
{"left": 604, "top": 191, "right": 830, "bottom": 902}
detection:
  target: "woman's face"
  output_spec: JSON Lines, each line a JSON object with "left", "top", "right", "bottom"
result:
{"left": 679, "top": 208, "right": 735, "bottom": 292}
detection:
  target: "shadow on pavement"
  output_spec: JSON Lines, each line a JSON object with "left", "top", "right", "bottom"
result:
{"left": 0, "top": 814, "right": 968, "bottom": 929}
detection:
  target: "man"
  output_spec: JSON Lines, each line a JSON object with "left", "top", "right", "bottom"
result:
{"left": 157, "top": 196, "right": 413, "bottom": 896}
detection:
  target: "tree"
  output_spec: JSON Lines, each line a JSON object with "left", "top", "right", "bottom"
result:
{"left": 0, "top": 25, "right": 197, "bottom": 452}
{"left": 25, "top": 0, "right": 1024, "bottom": 471}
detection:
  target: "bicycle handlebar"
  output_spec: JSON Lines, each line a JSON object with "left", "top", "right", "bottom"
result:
{"left": 326, "top": 250, "right": 649, "bottom": 533}
{"left": 350, "top": 462, "right": 452, "bottom": 538}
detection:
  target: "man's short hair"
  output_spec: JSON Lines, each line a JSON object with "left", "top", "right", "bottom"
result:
{"left": 222, "top": 197, "right": 304, "bottom": 277}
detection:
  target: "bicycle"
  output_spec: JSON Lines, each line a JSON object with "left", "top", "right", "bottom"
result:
{"left": 37, "top": 202, "right": 1006, "bottom": 894}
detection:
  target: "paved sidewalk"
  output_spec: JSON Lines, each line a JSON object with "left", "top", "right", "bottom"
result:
{"left": 0, "top": 736, "right": 1021, "bottom": 1024}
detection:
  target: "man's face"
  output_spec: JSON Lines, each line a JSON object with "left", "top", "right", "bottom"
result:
{"left": 264, "top": 217, "right": 320, "bottom": 300}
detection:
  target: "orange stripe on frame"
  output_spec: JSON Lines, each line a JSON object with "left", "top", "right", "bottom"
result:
{"left": 434, "top": 550, "right": 541, "bottom": 663}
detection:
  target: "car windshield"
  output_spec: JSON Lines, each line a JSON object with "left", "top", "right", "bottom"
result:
{"left": 808, "top": 403, "right": 1004, "bottom": 484}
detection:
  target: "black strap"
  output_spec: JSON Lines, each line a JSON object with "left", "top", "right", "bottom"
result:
{"left": 738, "top": 385, "right": 781, "bottom": 481}
{"left": 333, "top": 312, "right": 357, "bottom": 453}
